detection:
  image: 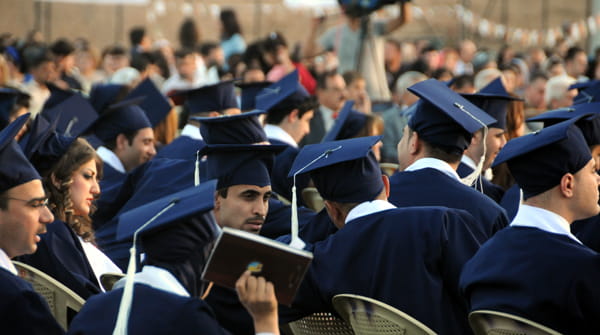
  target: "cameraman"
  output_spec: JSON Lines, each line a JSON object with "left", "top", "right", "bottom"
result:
{"left": 304, "top": 0, "right": 411, "bottom": 103}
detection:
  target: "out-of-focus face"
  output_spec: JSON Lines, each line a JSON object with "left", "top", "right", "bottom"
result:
{"left": 551, "top": 88, "right": 577, "bottom": 110}
{"left": 289, "top": 110, "right": 313, "bottom": 144}
{"left": 69, "top": 159, "right": 100, "bottom": 217}
{"left": 119, "top": 127, "right": 156, "bottom": 172}
{"left": 214, "top": 184, "right": 272, "bottom": 234}
{"left": 0, "top": 180, "right": 54, "bottom": 258}
{"left": 548, "top": 63, "right": 566, "bottom": 77}
{"left": 243, "top": 69, "right": 265, "bottom": 83}
{"left": 590, "top": 145, "right": 600, "bottom": 171}
{"left": 346, "top": 79, "right": 367, "bottom": 102}
{"left": 102, "top": 54, "right": 128, "bottom": 75}
{"left": 75, "top": 50, "right": 97, "bottom": 74}
{"left": 176, "top": 54, "right": 197, "bottom": 81}
{"left": 397, "top": 126, "right": 415, "bottom": 171}
{"left": 571, "top": 52, "right": 588, "bottom": 77}
{"left": 572, "top": 159, "right": 600, "bottom": 221}
{"left": 384, "top": 41, "right": 401, "bottom": 67}
{"left": 484, "top": 127, "right": 507, "bottom": 170}
{"left": 31, "top": 61, "right": 56, "bottom": 84}
{"left": 525, "top": 78, "right": 547, "bottom": 110}
{"left": 459, "top": 40, "right": 477, "bottom": 63}
{"left": 317, "top": 74, "right": 346, "bottom": 112}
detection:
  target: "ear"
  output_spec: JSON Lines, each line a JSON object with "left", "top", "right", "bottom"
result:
{"left": 50, "top": 173, "right": 61, "bottom": 189}
{"left": 560, "top": 173, "right": 575, "bottom": 198}
{"left": 213, "top": 191, "right": 221, "bottom": 211}
{"left": 115, "top": 133, "right": 128, "bottom": 151}
{"left": 324, "top": 200, "right": 345, "bottom": 229}
{"left": 381, "top": 174, "right": 390, "bottom": 198}
{"left": 287, "top": 109, "right": 300, "bottom": 123}
{"left": 409, "top": 130, "right": 421, "bottom": 155}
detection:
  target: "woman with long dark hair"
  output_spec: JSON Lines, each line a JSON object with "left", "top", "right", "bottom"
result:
{"left": 219, "top": 9, "right": 246, "bottom": 63}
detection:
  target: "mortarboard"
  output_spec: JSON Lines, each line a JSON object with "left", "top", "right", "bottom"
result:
{"left": 200, "top": 144, "right": 285, "bottom": 190}
{"left": 527, "top": 102, "right": 600, "bottom": 146}
{"left": 92, "top": 97, "right": 152, "bottom": 143}
{"left": 42, "top": 83, "right": 78, "bottom": 110}
{"left": 0, "top": 88, "right": 20, "bottom": 129}
{"left": 321, "top": 101, "right": 367, "bottom": 142}
{"left": 255, "top": 70, "right": 309, "bottom": 112}
{"left": 493, "top": 118, "right": 591, "bottom": 199}
{"left": 407, "top": 79, "right": 496, "bottom": 154}
{"left": 572, "top": 80, "right": 600, "bottom": 105}
{"left": 176, "top": 81, "right": 239, "bottom": 115}
{"left": 0, "top": 114, "right": 41, "bottom": 193}
{"left": 41, "top": 93, "right": 98, "bottom": 137}
{"left": 192, "top": 110, "right": 267, "bottom": 145}
{"left": 124, "top": 78, "right": 172, "bottom": 127}
{"left": 462, "top": 77, "right": 521, "bottom": 130}
{"left": 89, "top": 83, "right": 127, "bottom": 113}
{"left": 236, "top": 81, "right": 272, "bottom": 111}
{"left": 289, "top": 136, "right": 384, "bottom": 203}
{"left": 569, "top": 80, "right": 600, "bottom": 91}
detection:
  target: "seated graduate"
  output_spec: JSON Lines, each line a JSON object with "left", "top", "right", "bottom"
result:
{"left": 282, "top": 136, "right": 482, "bottom": 334}
{"left": 459, "top": 118, "right": 600, "bottom": 334}
{"left": 0, "top": 87, "right": 30, "bottom": 135}
{"left": 156, "top": 80, "right": 240, "bottom": 160}
{"left": 18, "top": 116, "right": 121, "bottom": 299}
{"left": 389, "top": 79, "right": 508, "bottom": 241}
{"left": 459, "top": 77, "right": 522, "bottom": 203}
{"left": 256, "top": 70, "right": 317, "bottom": 204}
{"left": 67, "top": 180, "right": 280, "bottom": 335}
{"left": 0, "top": 115, "right": 64, "bottom": 334}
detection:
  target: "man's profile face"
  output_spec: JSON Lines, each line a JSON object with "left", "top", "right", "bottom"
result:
{"left": 0, "top": 180, "right": 54, "bottom": 258}
{"left": 214, "top": 184, "right": 272, "bottom": 234}
{"left": 484, "top": 127, "right": 507, "bottom": 170}
{"left": 119, "top": 127, "right": 156, "bottom": 172}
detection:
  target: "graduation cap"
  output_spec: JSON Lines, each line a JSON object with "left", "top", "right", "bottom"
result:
{"left": 569, "top": 80, "right": 600, "bottom": 91}
{"left": 236, "top": 81, "right": 272, "bottom": 111}
{"left": 89, "top": 83, "right": 127, "bottom": 113}
{"left": 289, "top": 136, "right": 384, "bottom": 203}
{"left": 572, "top": 80, "right": 600, "bottom": 105}
{"left": 255, "top": 70, "right": 309, "bottom": 112}
{"left": 174, "top": 81, "right": 239, "bottom": 115}
{"left": 92, "top": 97, "right": 152, "bottom": 143}
{"left": 493, "top": 118, "right": 591, "bottom": 199}
{"left": 0, "top": 114, "right": 41, "bottom": 193}
{"left": 113, "top": 180, "right": 219, "bottom": 334}
{"left": 124, "top": 78, "right": 171, "bottom": 127}
{"left": 407, "top": 79, "right": 496, "bottom": 154}
{"left": 462, "top": 77, "right": 521, "bottom": 130}
{"left": 0, "top": 88, "right": 20, "bottom": 129}
{"left": 42, "top": 83, "right": 78, "bottom": 110}
{"left": 321, "top": 100, "right": 367, "bottom": 142}
{"left": 40, "top": 93, "right": 98, "bottom": 137}
{"left": 192, "top": 110, "right": 268, "bottom": 145}
{"left": 200, "top": 144, "right": 285, "bottom": 190}
{"left": 527, "top": 102, "right": 600, "bottom": 146}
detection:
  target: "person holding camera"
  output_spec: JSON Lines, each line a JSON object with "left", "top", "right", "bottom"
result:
{"left": 304, "top": 0, "right": 412, "bottom": 103}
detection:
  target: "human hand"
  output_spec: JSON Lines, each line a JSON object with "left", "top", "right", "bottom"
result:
{"left": 236, "top": 271, "right": 279, "bottom": 334}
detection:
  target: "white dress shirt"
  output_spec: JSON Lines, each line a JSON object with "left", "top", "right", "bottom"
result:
{"left": 77, "top": 237, "right": 122, "bottom": 291}
{"left": 180, "top": 124, "right": 203, "bottom": 140}
{"left": 0, "top": 249, "right": 16, "bottom": 275}
{"left": 461, "top": 155, "right": 477, "bottom": 170}
{"left": 265, "top": 124, "right": 297, "bottom": 148}
{"left": 511, "top": 204, "right": 582, "bottom": 244}
{"left": 96, "top": 146, "right": 125, "bottom": 173}
{"left": 404, "top": 157, "right": 461, "bottom": 181}
{"left": 345, "top": 200, "right": 396, "bottom": 224}
{"left": 114, "top": 265, "right": 189, "bottom": 297}
{"left": 319, "top": 105, "right": 336, "bottom": 133}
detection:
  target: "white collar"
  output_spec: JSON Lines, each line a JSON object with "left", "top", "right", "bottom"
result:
{"left": 96, "top": 146, "right": 126, "bottom": 173}
{"left": 265, "top": 124, "right": 297, "bottom": 148}
{"left": 461, "top": 155, "right": 477, "bottom": 170}
{"left": 345, "top": 200, "right": 396, "bottom": 224}
{"left": 181, "top": 124, "right": 203, "bottom": 140}
{"left": 319, "top": 105, "right": 336, "bottom": 132}
{"left": 0, "top": 249, "right": 16, "bottom": 275}
{"left": 511, "top": 204, "right": 582, "bottom": 244}
{"left": 404, "top": 157, "right": 461, "bottom": 181}
{"left": 77, "top": 236, "right": 122, "bottom": 291}
{"left": 114, "top": 265, "right": 190, "bottom": 297}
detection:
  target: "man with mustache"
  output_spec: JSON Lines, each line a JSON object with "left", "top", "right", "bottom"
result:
{"left": 0, "top": 114, "right": 62, "bottom": 334}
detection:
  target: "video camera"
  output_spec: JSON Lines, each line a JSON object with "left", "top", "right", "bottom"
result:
{"left": 338, "top": 0, "right": 410, "bottom": 18}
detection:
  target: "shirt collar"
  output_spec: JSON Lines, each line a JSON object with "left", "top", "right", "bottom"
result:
{"left": 404, "top": 157, "right": 461, "bottom": 181}
{"left": 265, "top": 124, "right": 297, "bottom": 148}
{"left": 0, "top": 249, "right": 16, "bottom": 275}
{"left": 319, "top": 105, "right": 336, "bottom": 132}
{"left": 461, "top": 155, "right": 477, "bottom": 170}
{"left": 96, "top": 146, "right": 126, "bottom": 173}
{"left": 113, "top": 265, "right": 190, "bottom": 297}
{"left": 511, "top": 204, "right": 582, "bottom": 244}
{"left": 181, "top": 124, "right": 203, "bottom": 140}
{"left": 345, "top": 200, "right": 396, "bottom": 224}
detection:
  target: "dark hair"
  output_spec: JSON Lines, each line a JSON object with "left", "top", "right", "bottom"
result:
{"left": 243, "top": 41, "right": 270, "bottom": 74}
{"left": 217, "top": 187, "right": 229, "bottom": 198}
{"left": 23, "top": 46, "right": 53, "bottom": 72}
{"left": 342, "top": 70, "right": 363, "bottom": 86}
{"left": 316, "top": 70, "right": 340, "bottom": 90}
{"left": 174, "top": 48, "right": 194, "bottom": 60}
{"left": 407, "top": 128, "right": 463, "bottom": 163}
{"left": 452, "top": 74, "right": 474, "bottom": 90}
{"left": 178, "top": 18, "right": 200, "bottom": 50}
{"left": 263, "top": 32, "right": 287, "bottom": 54}
{"left": 103, "top": 129, "right": 138, "bottom": 151}
{"left": 565, "top": 46, "right": 585, "bottom": 62}
{"left": 199, "top": 42, "right": 219, "bottom": 58}
{"left": 266, "top": 96, "right": 318, "bottom": 125}
{"left": 129, "top": 26, "right": 146, "bottom": 46}
{"left": 130, "top": 52, "right": 155, "bottom": 72}
{"left": 432, "top": 68, "right": 453, "bottom": 80}
{"left": 0, "top": 192, "right": 8, "bottom": 210}
{"left": 50, "top": 38, "right": 75, "bottom": 56}
{"left": 529, "top": 71, "right": 548, "bottom": 83}
{"left": 220, "top": 9, "right": 242, "bottom": 40}
{"left": 103, "top": 45, "right": 127, "bottom": 57}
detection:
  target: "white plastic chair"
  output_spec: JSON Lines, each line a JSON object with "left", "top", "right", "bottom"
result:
{"left": 287, "top": 312, "right": 354, "bottom": 335}
{"left": 469, "top": 310, "right": 563, "bottom": 335}
{"left": 301, "top": 187, "right": 325, "bottom": 212}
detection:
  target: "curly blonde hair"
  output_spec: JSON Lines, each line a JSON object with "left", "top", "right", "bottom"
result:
{"left": 42, "top": 138, "right": 103, "bottom": 243}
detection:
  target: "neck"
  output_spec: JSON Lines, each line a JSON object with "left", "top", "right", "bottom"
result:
{"left": 524, "top": 192, "right": 574, "bottom": 224}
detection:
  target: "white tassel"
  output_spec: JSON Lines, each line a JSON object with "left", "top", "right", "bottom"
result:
{"left": 194, "top": 151, "right": 201, "bottom": 186}
{"left": 461, "top": 126, "right": 488, "bottom": 191}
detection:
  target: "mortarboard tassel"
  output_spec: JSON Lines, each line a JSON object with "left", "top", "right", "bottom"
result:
{"left": 112, "top": 199, "right": 179, "bottom": 335}
{"left": 194, "top": 150, "right": 201, "bottom": 186}
{"left": 453, "top": 102, "right": 488, "bottom": 192}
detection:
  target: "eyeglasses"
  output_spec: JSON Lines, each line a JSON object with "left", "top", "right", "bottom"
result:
{"left": 2, "top": 197, "right": 49, "bottom": 209}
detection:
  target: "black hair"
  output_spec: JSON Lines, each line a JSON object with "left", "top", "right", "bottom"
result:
{"left": 50, "top": 38, "right": 75, "bottom": 56}
{"left": 265, "top": 96, "right": 318, "bottom": 125}
{"left": 129, "top": 26, "right": 146, "bottom": 46}
{"left": 103, "top": 129, "right": 139, "bottom": 151}
{"left": 316, "top": 70, "right": 340, "bottom": 90}
{"left": 178, "top": 18, "right": 200, "bottom": 50}
{"left": 220, "top": 9, "right": 242, "bottom": 40}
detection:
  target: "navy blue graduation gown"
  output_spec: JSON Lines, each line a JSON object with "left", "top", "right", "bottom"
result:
{"left": 92, "top": 163, "right": 128, "bottom": 230}
{"left": 389, "top": 168, "right": 508, "bottom": 241}
{"left": 457, "top": 162, "right": 505, "bottom": 203}
{"left": 460, "top": 226, "right": 600, "bottom": 334}
{"left": 67, "top": 284, "right": 228, "bottom": 335}
{"left": 0, "top": 267, "right": 64, "bottom": 334}
{"left": 281, "top": 206, "right": 482, "bottom": 335}
{"left": 260, "top": 197, "right": 315, "bottom": 239}
{"left": 268, "top": 139, "right": 310, "bottom": 206}
{"left": 155, "top": 136, "right": 206, "bottom": 161}
{"left": 205, "top": 285, "right": 254, "bottom": 335}
{"left": 571, "top": 214, "right": 600, "bottom": 253}
{"left": 276, "top": 209, "right": 338, "bottom": 245}
{"left": 17, "top": 220, "right": 100, "bottom": 299}
{"left": 499, "top": 184, "right": 521, "bottom": 222}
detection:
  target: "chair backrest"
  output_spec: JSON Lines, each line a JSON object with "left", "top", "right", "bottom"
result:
{"left": 469, "top": 310, "right": 563, "bottom": 335}
{"left": 13, "top": 261, "right": 85, "bottom": 330}
{"left": 301, "top": 187, "right": 325, "bottom": 212}
{"left": 275, "top": 193, "right": 292, "bottom": 205}
{"left": 332, "top": 294, "right": 437, "bottom": 335}
{"left": 379, "top": 163, "right": 399, "bottom": 177}
{"left": 100, "top": 272, "right": 125, "bottom": 291}
{"left": 287, "top": 312, "right": 354, "bottom": 335}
